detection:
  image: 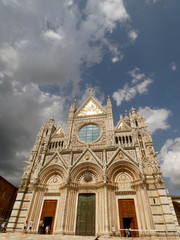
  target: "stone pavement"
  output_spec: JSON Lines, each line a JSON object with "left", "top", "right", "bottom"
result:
{"left": 0, "top": 233, "right": 180, "bottom": 240}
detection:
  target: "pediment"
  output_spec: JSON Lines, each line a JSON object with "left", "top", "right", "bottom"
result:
{"left": 52, "top": 123, "right": 64, "bottom": 138}
{"left": 75, "top": 95, "right": 106, "bottom": 117}
{"left": 107, "top": 147, "right": 138, "bottom": 168}
{"left": 42, "top": 152, "right": 68, "bottom": 170}
{"left": 72, "top": 147, "right": 103, "bottom": 170}
{"left": 115, "top": 119, "right": 131, "bottom": 132}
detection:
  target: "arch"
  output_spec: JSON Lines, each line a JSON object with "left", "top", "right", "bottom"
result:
{"left": 107, "top": 160, "right": 140, "bottom": 182}
{"left": 39, "top": 164, "right": 67, "bottom": 184}
{"left": 70, "top": 162, "right": 103, "bottom": 184}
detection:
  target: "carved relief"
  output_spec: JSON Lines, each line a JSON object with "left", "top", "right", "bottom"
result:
{"left": 78, "top": 171, "right": 97, "bottom": 184}
{"left": 115, "top": 172, "right": 132, "bottom": 191}
{"left": 47, "top": 175, "right": 62, "bottom": 185}
{"left": 94, "top": 152, "right": 102, "bottom": 160}
{"left": 77, "top": 100, "right": 103, "bottom": 116}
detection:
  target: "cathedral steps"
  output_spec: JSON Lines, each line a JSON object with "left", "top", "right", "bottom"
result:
{"left": 0, "top": 233, "right": 179, "bottom": 240}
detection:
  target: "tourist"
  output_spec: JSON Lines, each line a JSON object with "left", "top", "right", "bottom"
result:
{"left": 45, "top": 225, "right": 50, "bottom": 234}
{"left": 23, "top": 220, "right": 28, "bottom": 234}
{"left": 29, "top": 220, "right": 33, "bottom": 231}
{"left": 128, "top": 228, "right": 131, "bottom": 237}
{"left": 111, "top": 225, "right": 115, "bottom": 236}
{"left": 1, "top": 222, "right": 6, "bottom": 233}
{"left": 38, "top": 219, "right": 44, "bottom": 234}
{"left": 125, "top": 227, "right": 128, "bottom": 237}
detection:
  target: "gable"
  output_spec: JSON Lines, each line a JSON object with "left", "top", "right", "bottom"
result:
{"left": 52, "top": 123, "right": 64, "bottom": 138}
{"left": 115, "top": 120, "right": 131, "bottom": 132}
{"left": 75, "top": 96, "right": 106, "bottom": 117}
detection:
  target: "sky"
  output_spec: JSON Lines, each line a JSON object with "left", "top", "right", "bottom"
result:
{"left": 0, "top": 0, "right": 180, "bottom": 195}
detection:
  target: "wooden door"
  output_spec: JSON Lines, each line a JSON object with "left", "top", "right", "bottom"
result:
{"left": 76, "top": 193, "right": 95, "bottom": 236}
{"left": 40, "top": 200, "right": 57, "bottom": 234}
{"left": 118, "top": 199, "right": 139, "bottom": 237}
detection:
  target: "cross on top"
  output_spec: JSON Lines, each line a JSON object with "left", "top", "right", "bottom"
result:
{"left": 89, "top": 89, "right": 94, "bottom": 96}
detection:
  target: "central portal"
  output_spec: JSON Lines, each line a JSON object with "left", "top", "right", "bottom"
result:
{"left": 76, "top": 193, "right": 95, "bottom": 236}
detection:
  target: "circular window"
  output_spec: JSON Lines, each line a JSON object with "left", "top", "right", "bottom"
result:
{"left": 79, "top": 124, "right": 100, "bottom": 143}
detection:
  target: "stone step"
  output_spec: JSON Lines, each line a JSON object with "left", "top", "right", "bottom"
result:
{"left": 0, "top": 233, "right": 179, "bottom": 240}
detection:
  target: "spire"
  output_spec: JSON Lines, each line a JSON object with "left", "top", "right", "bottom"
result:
{"left": 107, "top": 95, "right": 112, "bottom": 114}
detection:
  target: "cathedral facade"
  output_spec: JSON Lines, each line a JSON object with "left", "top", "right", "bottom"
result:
{"left": 8, "top": 93, "right": 179, "bottom": 237}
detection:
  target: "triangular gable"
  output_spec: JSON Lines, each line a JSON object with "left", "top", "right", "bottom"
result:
{"left": 107, "top": 146, "right": 138, "bottom": 169}
{"left": 52, "top": 123, "right": 64, "bottom": 138}
{"left": 115, "top": 119, "right": 131, "bottom": 132}
{"left": 41, "top": 152, "right": 68, "bottom": 171}
{"left": 75, "top": 95, "right": 106, "bottom": 117}
{"left": 71, "top": 147, "right": 103, "bottom": 170}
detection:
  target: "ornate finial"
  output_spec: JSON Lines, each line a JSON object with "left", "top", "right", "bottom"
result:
{"left": 125, "top": 110, "right": 127, "bottom": 115}
{"left": 74, "top": 99, "right": 76, "bottom": 104}
{"left": 89, "top": 89, "right": 94, "bottom": 96}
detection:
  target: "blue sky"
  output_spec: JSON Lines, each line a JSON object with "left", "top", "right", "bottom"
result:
{"left": 0, "top": 0, "right": 180, "bottom": 195}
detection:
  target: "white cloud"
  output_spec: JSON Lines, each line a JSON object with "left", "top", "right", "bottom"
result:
{"left": 0, "top": 0, "right": 132, "bottom": 94}
{"left": 139, "top": 106, "right": 171, "bottom": 134}
{"left": 136, "top": 78, "right": 152, "bottom": 94}
{"left": 113, "top": 68, "right": 153, "bottom": 106}
{"left": 170, "top": 62, "right": 176, "bottom": 71}
{"left": 99, "top": 0, "right": 129, "bottom": 32}
{"left": 112, "top": 57, "right": 119, "bottom": 63}
{"left": 159, "top": 138, "right": 180, "bottom": 190}
{"left": 129, "top": 67, "right": 145, "bottom": 83}
{"left": 0, "top": 0, "right": 135, "bottom": 185}
{"left": 128, "top": 30, "right": 138, "bottom": 42}
{"left": 43, "top": 29, "right": 65, "bottom": 41}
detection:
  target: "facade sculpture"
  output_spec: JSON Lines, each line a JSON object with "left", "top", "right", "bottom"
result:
{"left": 7, "top": 93, "right": 180, "bottom": 237}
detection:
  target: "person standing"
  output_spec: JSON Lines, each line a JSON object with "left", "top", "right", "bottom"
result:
{"left": 128, "top": 228, "right": 131, "bottom": 237}
{"left": 29, "top": 220, "right": 33, "bottom": 231}
{"left": 111, "top": 225, "right": 116, "bottom": 236}
{"left": 45, "top": 225, "right": 50, "bottom": 234}
{"left": 1, "top": 222, "right": 6, "bottom": 233}
{"left": 23, "top": 220, "right": 28, "bottom": 234}
{"left": 125, "top": 227, "right": 128, "bottom": 237}
{"left": 38, "top": 220, "right": 44, "bottom": 234}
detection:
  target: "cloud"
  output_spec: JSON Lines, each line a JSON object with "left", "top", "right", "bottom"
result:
{"left": 0, "top": 74, "right": 66, "bottom": 185}
{"left": 112, "top": 68, "right": 153, "bottom": 106}
{"left": 43, "top": 29, "right": 65, "bottom": 41}
{"left": 0, "top": 44, "right": 19, "bottom": 70}
{"left": 0, "top": 0, "right": 135, "bottom": 185}
{"left": 129, "top": 67, "right": 145, "bottom": 83}
{"left": 128, "top": 30, "right": 138, "bottom": 42}
{"left": 170, "top": 62, "right": 176, "bottom": 71}
{"left": 0, "top": 0, "right": 131, "bottom": 92}
{"left": 145, "top": 0, "right": 161, "bottom": 4}
{"left": 139, "top": 106, "right": 171, "bottom": 134}
{"left": 158, "top": 138, "right": 180, "bottom": 190}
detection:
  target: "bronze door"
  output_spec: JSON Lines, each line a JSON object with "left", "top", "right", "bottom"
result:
{"left": 76, "top": 193, "right": 95, "bottom": 236}
{"left": 118, "top": 199, "right": 139, "bottom": 237}
{"left": 40, "top": 200, "right": 57, "bottom": 234}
